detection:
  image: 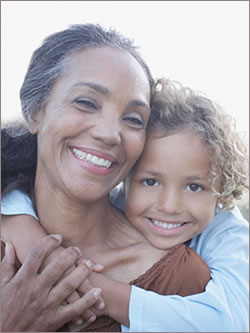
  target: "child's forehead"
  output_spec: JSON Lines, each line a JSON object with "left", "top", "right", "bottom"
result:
{"left": 138, "top": 130, "right": 214, "bottom": 173}
{"left": 146, "top": 128, "right": 202, "bottom": 146}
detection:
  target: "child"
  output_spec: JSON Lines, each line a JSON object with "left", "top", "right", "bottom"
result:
{"left": 2, "top": 79, "right": 248, "bottom": 331}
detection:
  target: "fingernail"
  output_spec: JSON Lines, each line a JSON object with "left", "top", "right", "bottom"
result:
{"left": 5, "top": 242, "right": 10, "bottom": 256}
{"left": 50, "top": 234, "right": 63, "bottom": 242}
{"left": 88, "top": 315, "right": 96, "bottom": 323}
{"left": 97, "top": 301, "right": 105, "bottom": 310}
{"left": 75, "top": 319, "right": 83, "bottom": 325}
{"left": 84, "top": 259, "right": 94, "bottom": 269}
{"left": 73, "top": 247, "right": 81, "bottom": 255}
{"left": 93, "top": 288, "right": 102, "bottom": 298}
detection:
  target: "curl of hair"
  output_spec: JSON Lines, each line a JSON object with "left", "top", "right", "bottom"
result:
{"left": 20, "top": 24, "right": 154, "bottom": 123}
{"left": 1, "top": 122, "right": 37, "bottom": 204}
{"left": 149, "top": 78, "right": 249, "bottom": 210}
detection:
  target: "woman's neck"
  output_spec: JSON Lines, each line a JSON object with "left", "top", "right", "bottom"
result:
{"left": 34, "top": 179, "right": 113, "bottom": 250}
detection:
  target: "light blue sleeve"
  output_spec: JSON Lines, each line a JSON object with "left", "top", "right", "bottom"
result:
{"left": 1, "top": 190, "right": 39, "bottom": 220}
{"left": 121, "top": 207, "right": 249, "bottom": 332}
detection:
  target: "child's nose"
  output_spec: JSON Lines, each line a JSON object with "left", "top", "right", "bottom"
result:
{"left": 157, "top": 189, "right": 182, "bottom": 215}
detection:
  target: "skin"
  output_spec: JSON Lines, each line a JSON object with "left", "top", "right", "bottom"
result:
{"left": 2, "top": 46, "right": 169, "bottom": 329}
{"left": 31, "top": 46, "right": 151, "bottom": 249}
{"left": 1, "top": 114, "right": 217, "bottom": 329}
{"left": 0, "top": 236, "right": 102, "bottom": 332}
{"left": 3, "top": 48, "right": 212, "bottom": 330}
{"left": 125, "top": 129, "right": 219, "bottom": 250}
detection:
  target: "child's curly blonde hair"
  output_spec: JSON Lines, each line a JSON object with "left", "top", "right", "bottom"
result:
{"left": 149, "top": 78, "right": 249, "bottom": 210}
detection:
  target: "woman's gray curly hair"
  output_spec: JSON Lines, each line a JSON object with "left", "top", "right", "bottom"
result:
{"left": 149, "top": 78, "right": 249, "bottom": 210}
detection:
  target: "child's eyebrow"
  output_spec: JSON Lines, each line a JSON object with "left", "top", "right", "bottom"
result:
{"left": 137, "top": 170, "right": 162, "bottom": 178}
{"left": 185, "top": 175, "right": 209, "bottom": 182}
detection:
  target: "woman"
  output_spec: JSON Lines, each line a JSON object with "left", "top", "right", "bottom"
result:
{"left": 2, "top": 24, "right": 249, "bottom": 332}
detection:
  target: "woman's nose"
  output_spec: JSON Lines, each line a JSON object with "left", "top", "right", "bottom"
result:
{"left": 90, "top": 114, "right": 122, "bottom": 146}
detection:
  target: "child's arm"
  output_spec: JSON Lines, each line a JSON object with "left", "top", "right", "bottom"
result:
{"left": 87, "top": 272, "right": 131, "bottom": 327}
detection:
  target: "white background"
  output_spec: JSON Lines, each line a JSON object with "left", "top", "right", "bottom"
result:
{"left": 1, "top": 1, "right": 249, "bottom": 139}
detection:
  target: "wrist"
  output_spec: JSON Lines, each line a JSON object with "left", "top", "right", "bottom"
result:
{"left": 108, "top": 281, "right": 131, "bottom": 327}
{"left": 89, "top": 272, "right": 131, "bottom": 327}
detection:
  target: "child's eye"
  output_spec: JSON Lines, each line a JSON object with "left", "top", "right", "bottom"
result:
{"left": 142, "top": 178, "right": 159, "bottom": 187}
{"left": 186, "top": 184, "right": 204, "bottom": 192}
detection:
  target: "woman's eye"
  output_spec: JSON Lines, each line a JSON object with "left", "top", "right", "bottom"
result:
{"left": 74, "top": 98, "right": 98, "bottom": 110}
{"left": 186, "top": 184, "right": 203, "bottom": 192}
{"left": 124, "top": 116, "right": 144, "bottom": 128}
{"left": 142, "top": 178, "right": 159, "bottom": 187}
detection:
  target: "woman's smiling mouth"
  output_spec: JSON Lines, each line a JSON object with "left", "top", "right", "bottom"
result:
{"left": 72, "top": 147, "right": 113, "bottom": 168}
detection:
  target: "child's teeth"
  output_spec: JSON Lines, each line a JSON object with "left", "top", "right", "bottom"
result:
{"left": 151, "top": 220, "right": 182, "bottom": 230}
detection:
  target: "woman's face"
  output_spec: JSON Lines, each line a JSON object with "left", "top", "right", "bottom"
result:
{"left": 34, "top": 46, "right": 151, "bottom": 202}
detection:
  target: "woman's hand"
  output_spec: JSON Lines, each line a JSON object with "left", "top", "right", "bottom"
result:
{"left": 0, "top": 235, "right": 102, "bottom": 332}
{"left": 38, "top": 245, "right": 105, "bottom": 328}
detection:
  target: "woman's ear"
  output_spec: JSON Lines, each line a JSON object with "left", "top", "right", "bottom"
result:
{"left": 27, "top": 111, "right": 41, "bottom": 134}
{"left": 28, "top": 120, "right": 39, "bottom": 134}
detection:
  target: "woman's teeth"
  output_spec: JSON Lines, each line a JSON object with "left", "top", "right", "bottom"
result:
{"left": 151, "top": 219, "right": 183, "bottom": 230}
{"left": 72, "top": 148, "right": 112, "bottom": 168}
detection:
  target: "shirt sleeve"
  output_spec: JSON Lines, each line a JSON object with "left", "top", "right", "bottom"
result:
{"left": 122, "top": 206, "right": 249, "bottom": 332}
{"left": 1, "top": 190, "right": 39, "bottom": 220}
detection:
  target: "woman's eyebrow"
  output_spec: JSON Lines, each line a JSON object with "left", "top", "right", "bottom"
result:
{"left": 71, "top": 81, "right": 110, "bottom": 95}
{"left": 71, "top": 81, "right": 150, "bottom": 110}
{"left": 128, "top": 100, "right": 151, "bottom": 111}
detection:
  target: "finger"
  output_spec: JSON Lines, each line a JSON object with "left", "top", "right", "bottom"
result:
{"left": 66, "top": 290, "right": 81, "bottom": 305}
{"left": 68, "top": 310, "right": 96, "bottom": 332}
{"left": 67, "top": 292, "right": 97, "bottom": 326}
{"left": 2, "top": 242, "right": 16, "bottom": 265}
{"left": 78, "top": 278, "right": 105, "bottom": 311}
{"left": 39, "top": 246, "right": 81, "bottom": 289}
{"left": 92, "top": 264, "right": 104, "bottom": 273}
{"left": 18, "top": 234, "right": 63, "bottom": 278}
{"left": 76, "top": 257, "right": 104, "bottom": 272}
{"left": 66, "top": 291, "right": 84, "bottom": 326}
{"left": 48, "top": 260, "right": 92, "bottom": 303}
{"left": 59, "top": 288, "right": 102, "bottom": 327}
{"left": 0, "top": 243, "right": 17, "bottom": 287}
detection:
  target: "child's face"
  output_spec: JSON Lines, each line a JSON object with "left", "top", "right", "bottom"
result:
{"left": 125, "top": 130, "right": 219, "bottom": 250}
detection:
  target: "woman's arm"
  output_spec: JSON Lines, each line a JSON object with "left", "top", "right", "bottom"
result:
{"left": 123, "top": 207, "right": 249, "bottom": 332}
{"left": 1, "top": 214, "right": 54, "bottom": 264}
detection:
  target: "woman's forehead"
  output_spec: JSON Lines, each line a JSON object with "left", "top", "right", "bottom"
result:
{"left": 64, "top": 46, "right": 149, "bottom": 82}
{"left": 53, "top": 46, "right": 151, "bottom": 102}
